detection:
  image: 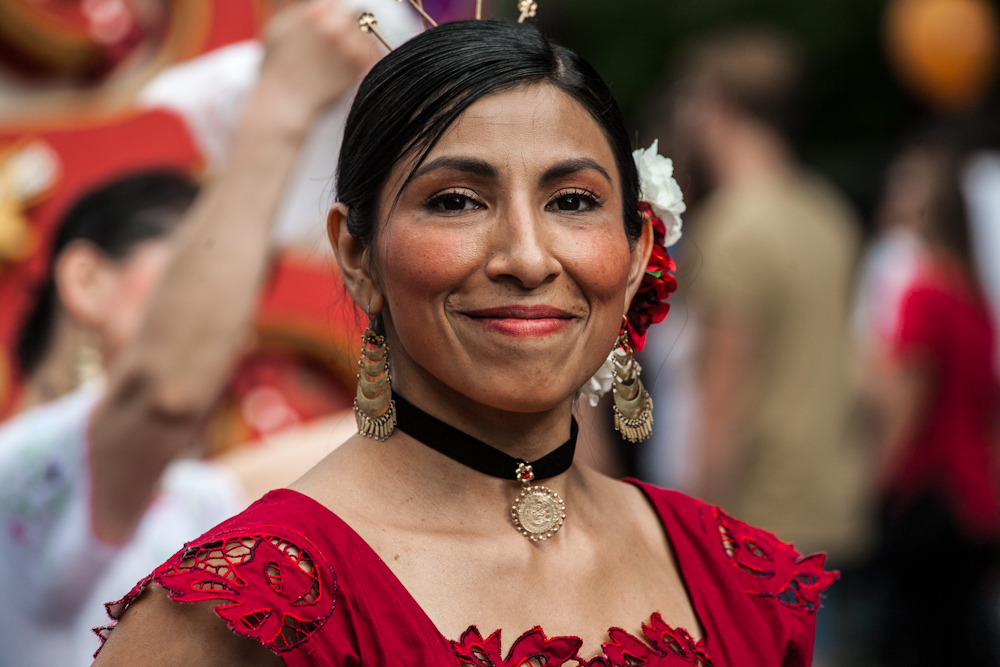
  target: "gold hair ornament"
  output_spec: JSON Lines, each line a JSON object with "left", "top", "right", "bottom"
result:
{"left": 359, "top": 0, "right": 541, "bottom": 48}
{"left": 517, "top": 0, "right": 537, "bottom": 22}
{"left": 358, "top": 13, "right": 394, "bottom": 51}
{"left": 394, "top": 0, "right": 438, "bottom": 27}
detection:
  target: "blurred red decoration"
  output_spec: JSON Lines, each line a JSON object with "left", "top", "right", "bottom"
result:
{"left": 0, "top": 0, "right": 271, "bottom": 415}
{"left": 0, "top": 0, "right": 144, "bottom": 79}
{"left": 885, "top": 0, "right": 1000, "bottom": 111}
{"left": 0, "top": 0, "right": 270, "bottom": 82}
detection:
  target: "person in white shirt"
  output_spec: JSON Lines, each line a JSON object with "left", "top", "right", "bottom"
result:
{"left": 0, "top": 2, "right": 384, "bottom": 664}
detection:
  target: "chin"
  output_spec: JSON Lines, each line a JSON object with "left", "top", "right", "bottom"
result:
{"left": 460, "top": 376, "right": 582, "bottom": 414}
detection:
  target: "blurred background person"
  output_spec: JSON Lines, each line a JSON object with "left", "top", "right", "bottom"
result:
{"left": 964, "top": 137, "right": 1000, "bottom": 375}
{"left": 671, "top": 29, "right": 870, "bottom": 565}
{"left": 658, "top": 35, "right": 875, "bottom": 667}
{"left": 0, "top": 0, "right": 420, "bottom": 428}
{"left": 869, "top": 133, "right": 1000, "bottom": 667}
{"left": 0, "top": 2, "right": 377, "bottom": 665}
{"left": 852, "top": 151, "right": 931, "bottom": 370}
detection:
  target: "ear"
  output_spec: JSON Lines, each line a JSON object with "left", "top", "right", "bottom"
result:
{"left": 55, "top": 241, "right": 116, "bottom": 330}
{"left": 327, "top": 203, "right": 384, "bottom": 315}
{"left": 623, "top": 213, "right": 654, "bottom": 312}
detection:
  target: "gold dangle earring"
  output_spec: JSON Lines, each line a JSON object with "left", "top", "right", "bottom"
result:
{"left": 354, "top": 321, "right": 397, "bottom": 441}
{"left": 73, "top": 330, "right": 104, "bottom": 389}
{"left": 612, "top": 317, "right": 653, "bottom": 443}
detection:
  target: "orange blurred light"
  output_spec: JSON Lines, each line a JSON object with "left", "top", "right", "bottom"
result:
{"left": 885, "top": 0, "right": 1000, "bottom": 111}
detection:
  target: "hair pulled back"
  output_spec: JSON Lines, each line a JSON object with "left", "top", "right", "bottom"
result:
{"left": 17, "top": 170, "right": 198, "bottom": 377}
{"left": 336, "top": 20, "right": 641, "bottom": 253}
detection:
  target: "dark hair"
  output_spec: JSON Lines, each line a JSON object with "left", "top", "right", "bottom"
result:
{"left": 336, "top": 20, "right": 641, "bottom": 256}
{"left": 895, "top": 123, "right": 978, "bottom": 272}
{"left": 16, "top": 170, "right": 199, "bottom": 376}
{"left": 676, "top": 28, "right": 802, "bottom": 135}
{"left": 916, "top": 141, "right": 974, "bottom": 269}
{"left": 930, "top": 152, "right": 974, "bottom": 269}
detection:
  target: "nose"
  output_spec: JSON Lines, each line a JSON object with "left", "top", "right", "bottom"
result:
{"left": 485, "top": 198, "right": 562, "bottom": 289}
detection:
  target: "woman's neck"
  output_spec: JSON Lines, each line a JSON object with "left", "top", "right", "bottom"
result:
{"left": 390, "top": 365, "right": 575, "bottom": 464}
{"left": 19, "top": 314, "right": 89, "bottom": 411}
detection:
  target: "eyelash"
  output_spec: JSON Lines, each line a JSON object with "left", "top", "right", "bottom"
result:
{"left": 546, "top": 187, "right": 604, "bottom": 212}
{"left": 423, "top": 188, "right": 484, "bottom": 214}
{"left": 423, "top": 187, "right": 604, "bottom": 214}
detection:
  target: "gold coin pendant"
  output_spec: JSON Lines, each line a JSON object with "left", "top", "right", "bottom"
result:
{"left": 511, "top": 485, "right": 566, "bottom": 541}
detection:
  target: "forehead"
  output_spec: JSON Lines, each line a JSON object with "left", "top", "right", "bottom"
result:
{"left": 421, "top": 83, "right": 619, "bottom": 181}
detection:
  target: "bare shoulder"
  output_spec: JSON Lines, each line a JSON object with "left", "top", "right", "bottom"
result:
{"left": 289, "top": 433, "right": 384, "bottom": 511}
{"left": 94, "top": 585, "right": 282, "bottom": 667}
{"left": 575, "top": 463, "right": 649, "bottom": 509}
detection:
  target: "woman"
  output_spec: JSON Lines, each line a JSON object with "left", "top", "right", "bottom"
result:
{"left": 94, "top": 19, "right": 836, "bottom": 667}
{"left": 872, "top": 138, "right": 1000, "bottom": 666}
{"left": 0, "top": 4, "right": 375, "bottom": 665}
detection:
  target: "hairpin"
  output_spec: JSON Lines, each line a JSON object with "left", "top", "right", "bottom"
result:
{"left": 358, "top": 0, "right": 540, "bottom": 49}
{"left": 395, "top": 0, "right": 438, "bottom": 28}
{"left": 358, "top": 13, "right": 394, "bottom": 50}
{"left": 517, "top": 0, "right": 537, "bottom": 22}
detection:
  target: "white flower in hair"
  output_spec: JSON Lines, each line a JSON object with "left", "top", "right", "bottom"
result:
{"left": 633, "top": 139, "right": 685, "bottom": 247}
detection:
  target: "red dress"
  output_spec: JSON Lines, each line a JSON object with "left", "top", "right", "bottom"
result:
{"left": 97, "top": 482, "right": 836, "bottom": 666}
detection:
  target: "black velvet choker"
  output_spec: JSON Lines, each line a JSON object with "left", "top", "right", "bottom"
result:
{"left": 392, "top": 391, "right": 578, "bottom": 482}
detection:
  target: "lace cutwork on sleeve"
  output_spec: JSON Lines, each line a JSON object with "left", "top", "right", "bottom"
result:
{"left": 96, "top": 526, "right": 337, "bottom": 655}
{"left": 713, "top": 507, "right": 838, "bottom": 613}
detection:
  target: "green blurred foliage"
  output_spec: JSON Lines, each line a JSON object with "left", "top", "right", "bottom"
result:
{"left": 516, "top": 0, "right": 924, "bottom": 225}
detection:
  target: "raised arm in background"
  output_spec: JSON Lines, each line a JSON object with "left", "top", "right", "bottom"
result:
{"left": 89, "top": 0, "right": 380, "bottom": 543}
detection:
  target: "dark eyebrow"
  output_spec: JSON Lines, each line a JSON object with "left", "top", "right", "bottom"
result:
{"left": 540, "top": 158, "right": 612, "bottom": 186}
{"left": 410, "top": 156, "right": 499, "bottom": 181}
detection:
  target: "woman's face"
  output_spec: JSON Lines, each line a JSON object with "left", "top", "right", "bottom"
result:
{"left": 876, "top": 148, "right": 938, "bottom": 237}
{"left": 370, "top": 83, "right": 647, "bottom": 413}
{"left": 57, "top": 236, "right": 176, "bottom": 367}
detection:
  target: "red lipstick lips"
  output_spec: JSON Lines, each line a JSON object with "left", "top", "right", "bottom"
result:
{"left": 462, "top": 305, "right": 574, "bottom": 337}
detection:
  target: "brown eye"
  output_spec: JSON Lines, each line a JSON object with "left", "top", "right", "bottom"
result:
{"left": 427, "top": 192, "right": 481, "bottom": 213}
{"left": 442, "top": 195, "right": 470, "bottom": 211}
{"left": 550, "top": 191, "right": 599, "bottom": 212}
{"left": 557, "top": 195, "right": 585, "bottom": 211}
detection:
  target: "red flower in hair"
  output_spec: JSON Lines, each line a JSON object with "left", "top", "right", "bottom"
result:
{"left": 627, "top": 202, "right": 678, "bottom": 351}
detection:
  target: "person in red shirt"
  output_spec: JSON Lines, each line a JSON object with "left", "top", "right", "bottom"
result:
{"left": 874, "top": 135, "right": 1000, "bottom": 667}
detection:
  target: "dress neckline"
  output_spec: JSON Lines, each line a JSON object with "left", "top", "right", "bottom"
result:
{"left": 269, "top": 478, "right": 710, "bottom": 661}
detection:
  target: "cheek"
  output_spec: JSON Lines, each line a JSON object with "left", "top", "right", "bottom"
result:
{"left": 104, "top": 249, "right": 173, "bottom": 350}
{"left": 380, "top": 223, "right": 483, "bottom": 311}
{"left": 560, "top": 225, "right": 633, "bottom": 309}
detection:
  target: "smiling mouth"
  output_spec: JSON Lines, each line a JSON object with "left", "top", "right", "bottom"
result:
{"left": 461, "top": 305, "right": 575, "bottom": 338}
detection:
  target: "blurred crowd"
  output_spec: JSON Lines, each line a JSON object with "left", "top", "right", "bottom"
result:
{"left": 0, "top": 0, "right": 998, "bottom": 666}
{"left": 627, "top": 15, "right": 1000, "bottom": 667}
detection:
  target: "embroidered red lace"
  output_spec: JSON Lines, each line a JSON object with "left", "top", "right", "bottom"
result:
{"left": 96, "top": 489, "right": 837, "bottom": 666}
{"left": 452, "top": 612, "right": 711, "bottom": 667}
{"left": 97, "top": 528, "right": 337, "bottom": 653}
{"left": 713, "top": 507, "right": 838, "bottom": 613}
